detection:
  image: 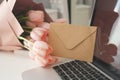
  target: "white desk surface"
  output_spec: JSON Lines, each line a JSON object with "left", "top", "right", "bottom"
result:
{"left": 0, "top": 50, "right": 40, "bottom": 80}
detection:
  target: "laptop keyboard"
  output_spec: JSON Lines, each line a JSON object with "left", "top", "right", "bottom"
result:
{"left": 53, "top": 60, "right": 111, "bottom": 80}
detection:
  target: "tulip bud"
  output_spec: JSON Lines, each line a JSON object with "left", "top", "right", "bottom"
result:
{"left": 30, "top": 27, "right": 48, "bottom": 41}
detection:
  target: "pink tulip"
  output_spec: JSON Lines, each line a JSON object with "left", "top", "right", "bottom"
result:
{"left": 38, "top": 22, "right": 50, "bottom": 30}
{"left": 34, "top": 55, "right": 48, "bottom": 66}
{"left": 30, "top": 27, "right": 48, "bottom": 41}
{"left": 36, "top": 55, "right": 57, "bottom": 67}
{"left": 29, "top": 51, "right": 36, "bottom": 60}
{"left": 31, "top": 54, "right": 57, "bottom": 67}
{"left": 27, "top": 10, "right": 44, "bottom": 26}
{"left": 46, "top": 45, "right": 53, "bottom": 55}
{"left": 54, "top": 18, "right": 68, "bottom": 23}
{"left": 32, "top": 41, "right": 50, "bottom": 57}
{"left": 26, "top": 21, "right": 36, "bottom": 28}
{"left": 29, "top": 51, "right": 48, "bottom": 67}
{"left": 28, "top": 41, "right": 57, "bottom": 67}
{"left": 45, "top": 55, "right": 58, "bottom": 65}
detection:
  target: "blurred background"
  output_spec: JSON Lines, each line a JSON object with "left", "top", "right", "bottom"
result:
{"left": 33, "top": 0, "right": 95, "bottom": 25}
{"left": 0, "top": 0, "right": 95, "bottom": 25}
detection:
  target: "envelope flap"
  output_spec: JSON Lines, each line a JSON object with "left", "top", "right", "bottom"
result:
{"left": 50, "top": 23, "right": 96, "bottom": 49}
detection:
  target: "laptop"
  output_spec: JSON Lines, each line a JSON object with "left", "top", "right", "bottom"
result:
{"left": 22, "top": 0, "right": 120, "bottom": 80}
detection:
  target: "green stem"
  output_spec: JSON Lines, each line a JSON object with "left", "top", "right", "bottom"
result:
{"left": 24, "top": 30, "right": 31, "bottom": 33}
{"left": 22, "top": 26, "right": 33, "bottom": 29}
{"left": 18, "top": 17, "right": 28, "bottom": 21}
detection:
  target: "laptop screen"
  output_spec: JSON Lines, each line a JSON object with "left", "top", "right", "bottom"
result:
{"left": 91, "top": 0, "right": 120, "bottom": 71}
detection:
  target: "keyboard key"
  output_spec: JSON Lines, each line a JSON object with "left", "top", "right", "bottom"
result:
{"left": 72, "top": 78, "right": 80, "bottom": 80}
{"left": 85, "top": 74, "right": 93, "bottom": 79}
{"left": 69, "top": 74, "right": 76, "bottom": 78}
{"left": 61, "top": 75, "right": 69, "bottom": 80}
{"left": 66, "top": 70, "right": 72, "bottom": 74}
{"left": 76, "top": 74, "right": 84, "bottom": 78}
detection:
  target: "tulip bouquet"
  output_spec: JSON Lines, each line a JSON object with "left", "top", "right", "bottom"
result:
{"left": 13, "top": 0, "right": 67, "bottom": 67}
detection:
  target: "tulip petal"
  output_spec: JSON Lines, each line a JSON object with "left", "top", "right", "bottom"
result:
{"left": 33, "top": 41, "right": 48, "bottom": 50}
{"left": 54, "top": 18, "right": 67, "bottom": 23}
